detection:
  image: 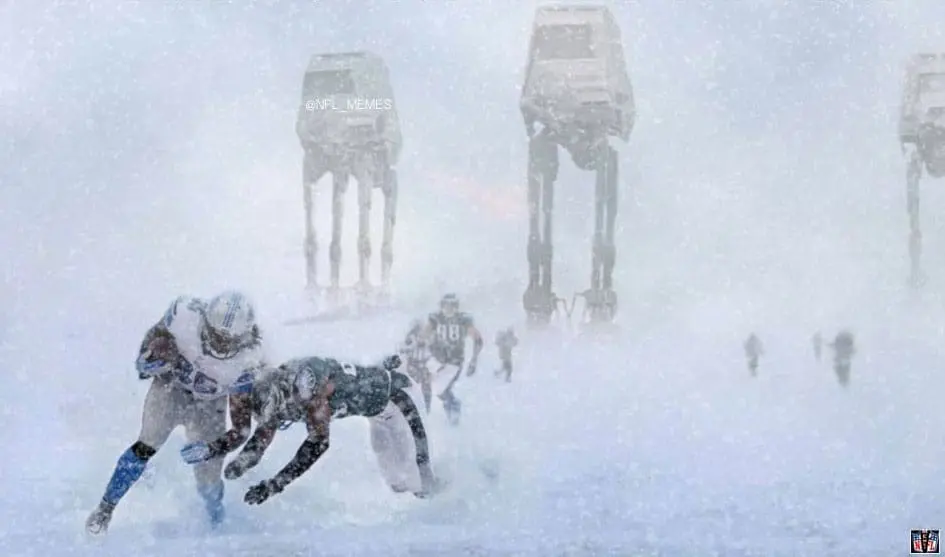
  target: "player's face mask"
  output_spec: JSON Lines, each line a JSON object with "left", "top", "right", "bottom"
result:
{"left": 204, "top": 326, "right": 244, "bottom": 358}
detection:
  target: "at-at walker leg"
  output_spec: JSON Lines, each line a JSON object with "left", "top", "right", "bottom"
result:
{"left": 302, "top": 152, "right": 328, "bottom": 291}
{"left": 584, "top": 144, "right": 619, "bottom": 323}
{"left": 355, "top": 165, "right": 374, "bottom": 294}
{"left": 907, "top": 147, "right": 923, "bottom": 289}
{"left": 380, "top": 164, "right": 398, "bottom": 299}
{"left": 523, "top": 130, "right": 560, "bottom": 325}
{"left": 329, "top": 172, "right": 348, "bottom": 297}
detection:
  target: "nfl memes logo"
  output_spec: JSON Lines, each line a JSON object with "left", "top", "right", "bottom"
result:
{"left": 912, "top": 530, "right": 940, "bottom": 554}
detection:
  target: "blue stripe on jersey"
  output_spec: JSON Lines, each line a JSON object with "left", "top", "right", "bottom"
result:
{"left": 229, "top": 371, "right": 255, "bottom": 394}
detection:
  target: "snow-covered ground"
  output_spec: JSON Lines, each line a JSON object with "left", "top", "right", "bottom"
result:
{"left": 3, "top": 290, "right": 945, "bottom": 556}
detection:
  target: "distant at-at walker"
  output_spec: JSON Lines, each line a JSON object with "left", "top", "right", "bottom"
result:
{"left": 518, "top": 5, "right": 635, "bottom": 328}
{"left": 744, "top": 333, "right": 763, "bottom": 377}
{"left": 828, "top": 330, "right": 855, "bottom": 387}
{"left": 899, "top": 53, "right": 945, "bottom": 288}
{"left": 296, "top": 51, "right": 401, "bottom": 312}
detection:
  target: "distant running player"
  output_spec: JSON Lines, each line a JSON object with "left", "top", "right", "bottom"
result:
{"left": 494, "top": 327, "right": 518, "bottom": 383}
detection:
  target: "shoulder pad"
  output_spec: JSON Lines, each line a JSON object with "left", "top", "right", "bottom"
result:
{"left": 163, "top": 296, "right": 205, "bottom": 328}
{"left": 460, "top": 312, "right": 474, "bottom": 326}
{"left": 163, "top": 297, "right": 208, "bottom": 363}
{"left": 280, "top": 358, "right": 309, "bottom": 373}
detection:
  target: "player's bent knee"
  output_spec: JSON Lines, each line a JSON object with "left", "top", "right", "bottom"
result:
{"left": 131, "top": 441, "right": 157, "bottom": 461}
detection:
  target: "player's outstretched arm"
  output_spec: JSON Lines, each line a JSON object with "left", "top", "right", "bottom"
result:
{"left": 466, "top": 324, "right": 484, "bottom": 376}
{"left": 179, "top": 393, "right": 255, "bottom": 465}
{"left": 243, "top": 382, "right": 335, "bottom": 505}
{"left": 211, "top": 394, "right": 254, "bottom": 454}
{"left": 223, "top": 422, "right": 277, "bottom": 480}
{"left": 135, "top": 324, "right": 178, "bottom": 379}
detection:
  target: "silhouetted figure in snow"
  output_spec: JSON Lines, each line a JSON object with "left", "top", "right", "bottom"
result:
{"left": 494, "top": 327, "right": 519, "bottom": 383}
{"left": 744, "top": 334, "right": 763, "bottom": 377}
{"left": 812, "top": 332, "right": 823, "bottom": 362}
{"left": 829, "top": 330, "right": 855, "bottom": 386}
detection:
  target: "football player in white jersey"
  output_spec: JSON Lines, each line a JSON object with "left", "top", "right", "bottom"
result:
{"left": 85, "top": 291, "right": 268, "bottom": 535}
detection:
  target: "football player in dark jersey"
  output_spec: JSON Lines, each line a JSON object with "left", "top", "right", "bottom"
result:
{"left": 419, "top": 293, "right": 483, "bottom": 426}
{"left": 211, "top": 354, "right": 439, "bottom": 505}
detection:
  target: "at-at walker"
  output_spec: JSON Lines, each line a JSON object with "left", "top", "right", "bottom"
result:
{"left": 519, "top": 5, "right": 634, "bottom": 327}
{"left": 900, "top": 53, "right": 945, "bottom": 288}
{"left": 296, "top": 52, "right": 401, "bottom": 310}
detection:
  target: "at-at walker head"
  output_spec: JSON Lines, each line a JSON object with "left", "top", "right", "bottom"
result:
{"left": 296, "top": 51, "right": 402, "bottom": 159}
{"left": 520, "top": 5, "right": 634, "bottom": 143}
{"left": 901, "top": 54, "right": 945, "bottom": 176}
{"left": 916, "top": 77, "right": 945, "bottom": 175}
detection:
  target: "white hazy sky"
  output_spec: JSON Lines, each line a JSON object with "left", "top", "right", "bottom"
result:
{"left": 3, "top": 0, "right": 945, "bottom": 335}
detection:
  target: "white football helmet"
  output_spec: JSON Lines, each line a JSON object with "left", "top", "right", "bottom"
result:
{"left": 203, "top": 291, "right": 257, "bottom": 358}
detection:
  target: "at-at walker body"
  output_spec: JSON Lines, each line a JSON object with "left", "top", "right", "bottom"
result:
{"left": 296, "top": 52, "right": 401, "bottom": 307}
{"left": 519, "top": 5, "right": 634, "bottom": 326}
{"left": 900, "top": 53, "right": 945, "bottom": 288}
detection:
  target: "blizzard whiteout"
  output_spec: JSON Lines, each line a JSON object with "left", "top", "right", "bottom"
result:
{"left": 2, "top": 2, "right": 945, "bottom": 556}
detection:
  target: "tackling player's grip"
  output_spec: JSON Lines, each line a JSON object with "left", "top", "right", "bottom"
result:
{"left": 147, "top": 334, "right": 180, "bottom": 360}
{"left": 136, "top": 331, "right": 180, "bottom": 379}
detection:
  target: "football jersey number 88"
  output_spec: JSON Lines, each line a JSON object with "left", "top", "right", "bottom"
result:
{"left": 437, "top": 324, "right": 462, "bottom": 342}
